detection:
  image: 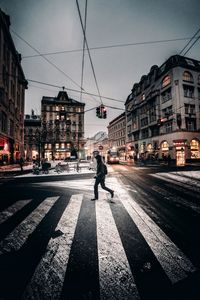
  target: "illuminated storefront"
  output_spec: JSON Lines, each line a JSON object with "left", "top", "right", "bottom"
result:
{"left": 160, "top": 141, "right": 169, "bottom": 158}
{"left": 190, "top": 139, "right": 200, "bottom": 159}
{"left": 0, "top": 138, "right": 10, "bottom": 164}
{"left": 173, "top": 139, "right": 187, "bottom": 166}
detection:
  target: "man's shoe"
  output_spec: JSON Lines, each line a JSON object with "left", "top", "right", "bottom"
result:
{"left": 111, "top": 191, "right": 114, "bottom": 198}
{"left": 91, "top": 198, "right": 98, "bottom": 201}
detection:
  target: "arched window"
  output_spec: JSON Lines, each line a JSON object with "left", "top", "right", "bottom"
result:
{"left": 161, "top": 141, "right": 169, "bottom": 151}
{"left": 183, "top": 71, "right": 193, "bottom": 82}
{"left": 162, "top": 75, "right": 171, "bottom": 88}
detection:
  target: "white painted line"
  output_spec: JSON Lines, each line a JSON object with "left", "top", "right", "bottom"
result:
{"left": 0, "top": 199, "right": 32, "bottom": 225}
{"left": 0, "top": 196, "right": 59, "bottom": 254}
{"left": 151, "top": 172, "right": 200, "bottom": 188}
{"left": 96, "top": 199, "right": 140, "bottom": 300}
{"left": 22, "top": 194, "right": 83, "bottom": 300}
{"left": 114, "top": 178, "right": 196, "bottom": 284}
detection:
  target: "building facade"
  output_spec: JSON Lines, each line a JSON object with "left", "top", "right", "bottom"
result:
{"left": 24, "top": 110, "right": 41, "bottom": 161}
{"left": 125, "top": 55, "right": 200, "bottom": 165}
{"left": 107, "top": 112, "right": 126, "bottom": 159}
{"left": 0, "top": 9, "right": 27, "bottom": 165}
{"left": 41, "top": 90, "right": 86, "bottom": 160}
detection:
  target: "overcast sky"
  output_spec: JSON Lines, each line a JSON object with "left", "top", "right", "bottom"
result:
{"left": 0, "top": 0, "right": 200, "bottom": 137}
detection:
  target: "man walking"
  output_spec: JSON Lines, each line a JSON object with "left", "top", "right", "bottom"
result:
{"left": 91, "top": 154, "right": 114, "bottom": 201}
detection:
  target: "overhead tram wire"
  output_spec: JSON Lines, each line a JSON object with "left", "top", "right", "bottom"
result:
{"left": 22, "top": 37, "right": 195, "bottom": 59}
{"left": 11, "top": 29, "right": 83, "bottom": 91}
{"left": 27, "top": 78, "right": 124, "bottom": 103}
{"left": 80, "top": 0, "right": 88, "bottom": 103}
{"left": 182, "top": 35, "right": 200, "bottom": 56}
{"left": 179, "top": 27, "right": 200, "bottom": 55}
{"left": 11, "top": 29, "right": 100, "bottom": 105}
{"left": 76, "top": 0, "right": 103, "bottom": 104}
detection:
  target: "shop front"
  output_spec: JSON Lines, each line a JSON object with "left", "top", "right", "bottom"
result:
{"left": 173, "top": 139, "right": 187, "bottom": 166}
{"left": 190, "top": 139, "right": 200, "bottom": 159}
{"left": 0, "top": 136, "right": 10, "bottom": 165}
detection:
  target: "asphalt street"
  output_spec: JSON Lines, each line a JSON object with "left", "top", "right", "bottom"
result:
{"left": 0, "top": 164, "right": 200, "bottom": 300}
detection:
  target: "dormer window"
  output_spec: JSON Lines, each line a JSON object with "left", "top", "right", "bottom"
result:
{"left": 162, "top": 75, "right": 171, "bottom": 88}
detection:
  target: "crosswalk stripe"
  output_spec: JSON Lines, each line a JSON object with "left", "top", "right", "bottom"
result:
{"left": 151, "top": 172, "right": 200, "bottom": 189}
{"left": 0, "top": 196, "right": 58, "bottom": 254}
{"left": 113, "top": 178, "right": 196, "bottom": 284}
{"left": 96, "top": 199, "right": 141, "bottom": 300}
{"left": 22, "top": 194, "right": 83, "bottom": 300}
{"left": 0, "top": 199, "right": 32, "bottom": 225}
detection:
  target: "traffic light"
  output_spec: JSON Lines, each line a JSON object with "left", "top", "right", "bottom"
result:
{"left": 96, "top": 106, "right": 100, "bottom": 117}
{"left": 96, "top": 105, "right": 107, "bottom": 118}
{"left": 102, "top": 106, "right": 107, "bottom": 119}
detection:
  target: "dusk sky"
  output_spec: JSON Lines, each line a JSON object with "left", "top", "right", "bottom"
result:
{"left": 0, "top": 0, "right": 200, "bottom": 137}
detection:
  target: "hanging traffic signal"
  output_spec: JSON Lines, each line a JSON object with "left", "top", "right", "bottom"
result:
{"left": 96, "top": 105, "right": 107, "bottom": 118}
{"left": 96, "top": 106, "right": 100, "bottom": 117}
{"left": 102, "top": 106, "right": 107, "bottom": 119}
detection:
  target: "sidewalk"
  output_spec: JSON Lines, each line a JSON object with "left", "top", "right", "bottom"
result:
{"left": 0, "top": 161, "right": 94, "bottom": 178}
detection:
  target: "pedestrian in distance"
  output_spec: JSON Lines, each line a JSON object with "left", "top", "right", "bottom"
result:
{"left": 19, "top": 157, "right": 24, "bottom": 172}
{"left": 91, "top": 154, "right": 114, "bottom": 201}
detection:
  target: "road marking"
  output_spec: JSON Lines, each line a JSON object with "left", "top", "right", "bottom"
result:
{"left": 113, "top": 177, "right": 196, "bottom": 284}
{"left": 96, "top": 199, "right": 140, "bottom": 300}
{"left": 151, "top": 172, "right": 200, "bottom": 189}
{"left": 0, "top": 197, "right": 58, "bottom": 254}
{"left": 0, "top": 199, "right": 32, "bottom": 225}
{"left": 22, "top": 194, "right": 83, "bottom": 300}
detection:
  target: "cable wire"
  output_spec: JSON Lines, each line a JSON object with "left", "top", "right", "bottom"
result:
{"left": 76, "top": 0, "right": 103, "bottom": 104}
{"left": 27, "top": 78, "right": 124, "bottom": 103}
{"left": 80, "top": 0, "right": 88, "bottom": 102}
{"left": 22, "top": 37, "right": 194, "bottom": 59}
{"left": 11, "top": 29, "right": 83, "bottom": 90}
{"left": 182, "top": 35, "right": 200, "bottom": 56}
{"left": 179, "top": 28, "right": 200, "bottom": 55}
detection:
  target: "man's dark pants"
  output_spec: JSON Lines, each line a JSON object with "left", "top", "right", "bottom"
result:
{"left": 94, "top": 175, "right": 113, "bottom": 199}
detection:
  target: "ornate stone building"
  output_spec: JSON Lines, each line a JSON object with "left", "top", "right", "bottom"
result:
{"left": 24, "top": 110, "right": 41, "bottom": 161}
{"left": 107, "top": 112, "right": 126, "bottom": 159}
{"left": 0, "top": 9, "right": 27, "bottom": 164}
{"left": 41, "top": 90, "right": 86, "bottom": 160}
{"left": 125, "top": 55, "right": 200, "bottom": 165}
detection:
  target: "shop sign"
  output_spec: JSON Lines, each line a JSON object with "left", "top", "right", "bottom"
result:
{"left": 173, "top": 139, "right": 187, "bottom": 146}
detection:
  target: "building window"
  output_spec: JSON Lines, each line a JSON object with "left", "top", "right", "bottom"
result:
{"left": 161, "top": 88, "right": 172, "bottom": 103}
{"left": 55, "top": 143, "right": 59, "bottom": 149}
{"left": 162, "top": 106, "right": 173, "bottom": 118}
{"left": 198, "top": 75, "right": 200, "bottom": 85}
{"left": 184, "top": 104, "right": 195, "bottom": 115}
{"left": 183, "top": 71, "right": 193, "bottom": 82}
{"left": 190, "top": 139, "right": 200, "bottom": 158}
{"left": 140, "top": 117, "right": 148, "bottom": 127}
{"left": 185, "top": 118, "right": 196, "bottom": 131}
{"left": 162, "top": 75, "right": 171, "bottom": 88}
{"left": 161, "top": 141, "right": 169, "bottom": 151}
{"left": 1, "top": 112, "right": 7, "bottom": 133}
{"left": 141, "top": 128, "right": 148, "bottom": 139}
{"left": 56, "top": 106, "right": 59, "bottom": 111}
{"left": 183, "top": 85, "right": 194, "bottom": 98}
{"left": 164, "top": 121, "right": 173, "bottom": 133}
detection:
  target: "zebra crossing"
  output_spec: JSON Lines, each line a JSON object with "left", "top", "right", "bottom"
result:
{"left": 0, "top": 177, "right": 197, "bottom": 299}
